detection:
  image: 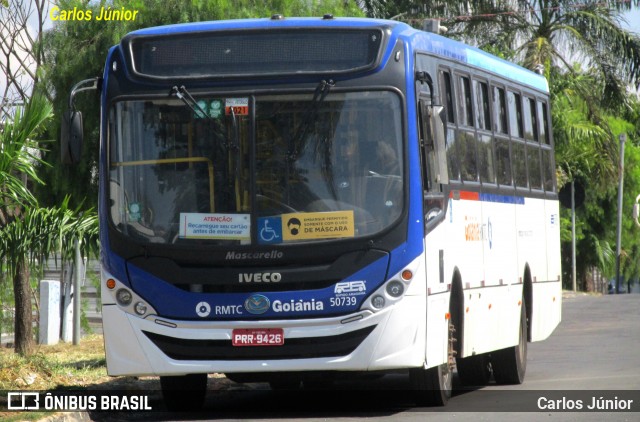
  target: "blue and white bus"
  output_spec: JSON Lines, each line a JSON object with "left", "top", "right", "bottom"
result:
{"left": 64, "top": 15, "right": 561, "bottom": 409}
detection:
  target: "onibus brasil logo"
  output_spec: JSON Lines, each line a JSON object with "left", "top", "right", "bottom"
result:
{"left": 6, "top": 392, "right": 152, "bottom": 411}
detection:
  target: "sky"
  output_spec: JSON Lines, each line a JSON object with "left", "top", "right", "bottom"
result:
{"left": 621, "top": 8, "right": 640, "bottom": 34}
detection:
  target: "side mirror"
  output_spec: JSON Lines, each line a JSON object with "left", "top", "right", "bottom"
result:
{"left": 429, "top": 105, "right": 449, "bottom": 185}
{"left": 61, "top": 77, "right": 100, "bottom": 165}
{"left": 61, "top": 110, "right": 83, "bottom": 164}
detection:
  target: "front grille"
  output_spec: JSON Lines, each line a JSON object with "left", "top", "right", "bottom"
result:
{"left": 173, "top": 279, "right": 339, "bottom": 293}
{"left": 143, "top": 325, "right": 376, "bottom": 361}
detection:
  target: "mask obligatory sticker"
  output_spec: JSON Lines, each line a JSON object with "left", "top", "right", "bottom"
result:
{"left": 282, "top": 211, "right": 354, "bottom": 241}
{"left": 180, "top": 213, "right": 250, "bottom": 240}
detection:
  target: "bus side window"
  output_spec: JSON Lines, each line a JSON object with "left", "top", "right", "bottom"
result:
{"left": 475, "top": 80, "right": 495, "bottom": 184}
{"left": 457, "top": 75, "right": 477, "bottom": 182}
{"left": 512, "top": 140, "right": 528, "bottom": 189}
{"left": 493, "top": 86, "right": 508, "bottom": 134}
{"left": 539, "top": 100, "right": 555, "bottom": 192}
{"left": 474, "top": 80, "right": 491, "bottom": 131}
{"left": 538, "top": 100, "right": 550, "bottom": 145}
{"left": 542, "top": 147, "right": 555, "bottom": 192}
{"left": 523, "top": 97, "right": 538, "bottom": 142}
{"left": 443, "top": 72, "right": 455, "bottom": 124}
{"left": 440, "top": 70, "right": 460, "bottom": 181}
{"left": 458, "top": 76, "right": 473, "bottom": 127}
{"left": 495, "top": 138, "right": 512, "bottom": 186}
{"left": 527, "top": 144, "right": 543, "bottom": 190}
{"left": 507, "top": 91, "right": 523, "bottom": 139}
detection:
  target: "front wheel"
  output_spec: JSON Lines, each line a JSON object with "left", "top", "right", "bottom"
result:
{"left": 160, "top": 373, "right": 207, "bottom": 411}
{"left": 492, "top": 301, "right": 527, "bottom": 384}
{"left": 410, "top": 319, "right": 454, "bottom": 406}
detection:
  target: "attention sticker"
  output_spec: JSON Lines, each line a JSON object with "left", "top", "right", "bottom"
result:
{"left": 180, "top": 213, "right": 250, "bottom": 240}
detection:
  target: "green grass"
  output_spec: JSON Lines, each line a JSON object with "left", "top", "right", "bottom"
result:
{"left": 0, "top": 334, "right": 109, "bottom": 392}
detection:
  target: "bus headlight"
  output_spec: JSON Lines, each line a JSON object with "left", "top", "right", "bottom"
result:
{"left": 116, "top": 288, "right": 133, "bottom": 306}
{"left": 134, "top": 302, "right": 148, "bottom": 316}
{"left": 104, "top": 274, "right": 157, "bottom": 318}
{"left": 372, "top": 295, "right": 385, "bottom": 309}
{"left": 359, "top": 258, "right": 421, "bottom": 313}
{"left": 386, "top": 280, "right": 404, "bottom": 297}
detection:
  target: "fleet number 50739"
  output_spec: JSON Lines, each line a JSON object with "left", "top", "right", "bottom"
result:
{"left": 330, "top": 296, "right": 357, "bottom": 307}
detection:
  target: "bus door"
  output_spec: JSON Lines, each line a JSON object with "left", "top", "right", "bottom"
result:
{"left": 416, "top": 65, "right": 451, "bottom": 365}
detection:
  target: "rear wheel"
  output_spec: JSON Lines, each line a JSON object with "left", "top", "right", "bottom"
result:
{"left": 160, "top": 373, "right": 207, "bottom": 411}
{"left": 492, "top": 301, "right": 527, "bottom": 384}
{"left": 410, "top": 319, "right": 454, "bottom": 406}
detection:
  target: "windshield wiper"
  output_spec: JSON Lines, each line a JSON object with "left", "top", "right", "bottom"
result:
{"left": 170, "top": 84, "right": 228, "bottom": 148}
{"left": 229, "top": 106, "right": 242, "bottom": 209}
{"left": 288, "top": 79, "right": 335, "bottom": 162}
{"left": 170, "top": 85, "right": 209, "bottom": 118}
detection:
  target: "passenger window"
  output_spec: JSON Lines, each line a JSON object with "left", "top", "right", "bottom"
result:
{"left": 477, "top": 134, "right": 495, "bottom": 184}
{"left": 538, "top": 101, "right": 550, "bottom": 144}
{"left": 542, "top": 147, "right": 555, "bottom": 192}
{"left": 457, "top": 129, "right": 477, "bottom": 182}
{"left": 523, "top": 97, "right": 538, "bottom": 142}
{"left": 459, "top": 76, "right": 473, "bottom": 127}
{"left": 508, "top": 91, "right": 523, "bottom": 138}
{"left": 528, "top": 144, "right": 542, "bottom": 190}
{"left": 474, "top": 80, "right": 491, "bottom": 131}
{"left": 441, "top": 71, "right": 455, "bottom": 124}
{"left": 511, "top": 140, "right": 527, "bottom": 188}
{"left": 495, "top": 139, "right": 512, "bottom": 186}
{"left": 494, "top": 87, "right": 508, "bottom": 134}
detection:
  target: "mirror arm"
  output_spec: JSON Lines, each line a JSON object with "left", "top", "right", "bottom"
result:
{"left": 68, "top": 77, "right": 101, "bottom": 111}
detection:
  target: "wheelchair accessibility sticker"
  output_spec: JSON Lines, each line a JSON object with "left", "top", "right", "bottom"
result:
{"left": 258, "top": 217, "right": 283, "bottom": 244}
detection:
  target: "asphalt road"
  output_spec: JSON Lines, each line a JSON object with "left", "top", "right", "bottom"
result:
{"left": 86, "top": 291, "right": 639, "bottom": 421}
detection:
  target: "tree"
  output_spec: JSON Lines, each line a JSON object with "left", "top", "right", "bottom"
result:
{"left": 0, "top": 203, "right": 98, "bottom": 355}
{"left": 0, "top": 92, "right": 99, "bottom": 355}
{"left": 0, "top": 93, "right": 50, "bottom": 355}
{"left": 0, "top": 0, "right": 51, "bottom": 116}
{"left": 551, "top": 67, "right": 617, "bottom": 190}
{"left": 551, "top": 68, "right": 640, "bottom": 291}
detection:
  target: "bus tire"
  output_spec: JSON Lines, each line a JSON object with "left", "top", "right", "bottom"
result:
{"left": 410, "top": 319, "right": 454, "bottom": 406}
{"left": 456, "top": 353, "right": 492, "bottom": 386}
{"left": 160, "top": 373, "right": 207, "bottom": 411}
{"left": 492, "top": 301, "right": 527, "bottom": 384}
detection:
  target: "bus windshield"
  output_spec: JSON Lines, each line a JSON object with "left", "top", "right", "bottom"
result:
{"left": 109, "top": 90, "right": 403, "bottom": 245}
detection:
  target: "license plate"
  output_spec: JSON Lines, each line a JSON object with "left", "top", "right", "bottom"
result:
{"left": 232, "top": 328, "right": 284, "bottom": 346}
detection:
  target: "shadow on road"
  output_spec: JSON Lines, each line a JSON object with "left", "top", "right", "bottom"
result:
{"left": 84, "top": 373, "right": 479, "bottom": 420}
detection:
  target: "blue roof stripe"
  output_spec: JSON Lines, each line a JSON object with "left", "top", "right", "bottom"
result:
{"left": 405, "top": 28, "right": 548, "bottom": 93}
